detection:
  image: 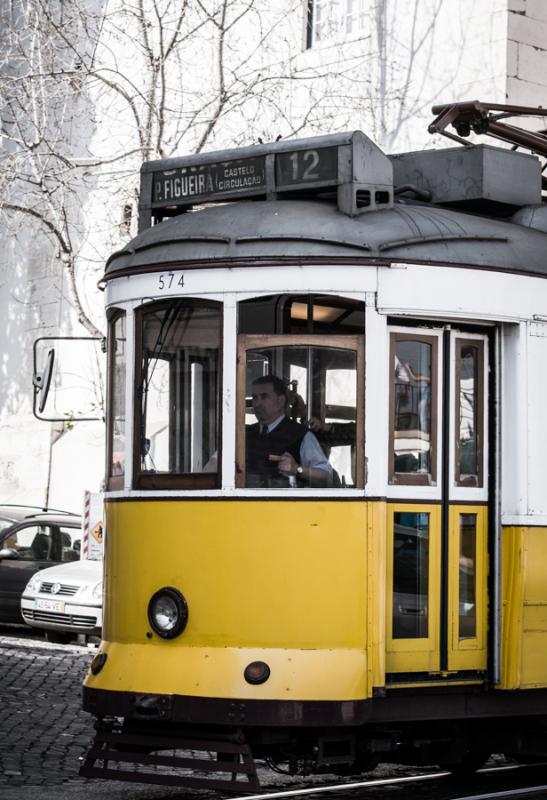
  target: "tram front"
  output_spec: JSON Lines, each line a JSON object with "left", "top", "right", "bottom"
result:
{"left": 82, "top": 133, "right": 388, "bottom": 788}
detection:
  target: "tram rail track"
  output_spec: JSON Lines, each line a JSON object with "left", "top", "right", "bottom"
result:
{"left": 230, "top": 762, "right": 547, "bottom": 800}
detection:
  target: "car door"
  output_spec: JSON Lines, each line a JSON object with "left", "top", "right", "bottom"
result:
{"left": 0, "top": 524, "right": 59, "bottom": 622}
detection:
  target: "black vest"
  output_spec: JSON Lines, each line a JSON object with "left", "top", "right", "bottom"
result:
{"left": 246, "top": 417, "right": 306, "bottom": 488}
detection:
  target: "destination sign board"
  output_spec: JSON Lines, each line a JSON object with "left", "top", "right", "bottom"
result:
{"left": 152, "top": 155, "right": 266, "bottom": 205}
{"left": 275, "top": 146, "right": 338, "bottom": 187}
{"left": 139, "top": 132, "right": 392, "bottom": 229}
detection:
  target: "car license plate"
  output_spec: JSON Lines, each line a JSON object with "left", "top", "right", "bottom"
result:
{"left": 35, "top": 598, "right": 65, "bottom": 613}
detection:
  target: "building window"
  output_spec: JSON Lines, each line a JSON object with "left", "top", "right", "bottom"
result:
{"left": 306, "top": 0, "right": 367, "bottom": 47}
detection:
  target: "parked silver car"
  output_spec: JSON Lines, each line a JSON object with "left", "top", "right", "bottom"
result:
{"left": 21, "top": 558, "right": 103, "bottom": 644}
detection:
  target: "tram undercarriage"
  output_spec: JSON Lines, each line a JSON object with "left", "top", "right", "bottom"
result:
{"left": 81, "top": 694, "right": 547, "bottom": 790}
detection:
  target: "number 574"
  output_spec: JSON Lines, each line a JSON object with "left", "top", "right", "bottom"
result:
{"left": 158, "top": 272, "right": 184, "bottom": 290}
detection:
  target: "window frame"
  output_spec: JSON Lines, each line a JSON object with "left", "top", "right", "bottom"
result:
{"left": 106, "top": 309, "right": 127, "bottom": 492}
{"left": 388, "top": 331, "right": 439, "bottom": 487}
{"left": 305, "top": 0, "right": 367, "bottom": 48}
{"left": 236, "top": 333, "right": 365, "bottom": 489}
{"left": 133, "top": 298, "right": 223, "bottom": 491}
{"left": 454, "top": 337, "right": 485, "bottom": 488}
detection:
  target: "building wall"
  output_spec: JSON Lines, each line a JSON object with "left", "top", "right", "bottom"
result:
{"left": 507, "top": 0, "right": 547, "bottom": 108}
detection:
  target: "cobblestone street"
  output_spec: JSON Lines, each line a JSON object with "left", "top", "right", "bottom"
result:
{"left": 0, "top": 628, "right": 194, "bottom": 799}
{"left": 0, "top": 630, "right": 92, "bottom": 787}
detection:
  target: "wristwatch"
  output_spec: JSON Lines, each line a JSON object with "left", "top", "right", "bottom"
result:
{"left": 296, "top": 465, "right": 304, "bottom": 476}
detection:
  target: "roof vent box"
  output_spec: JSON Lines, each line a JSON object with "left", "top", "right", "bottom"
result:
{"left": 391, "top": 144, "right": 541, "bottom": 212}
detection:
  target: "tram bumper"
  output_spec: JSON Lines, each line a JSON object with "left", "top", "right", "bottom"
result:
{"left": 83, "top": 685, "right": 371, "bottom": 726}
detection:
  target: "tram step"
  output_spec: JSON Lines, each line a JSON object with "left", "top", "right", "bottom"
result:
{"left": 79, "top": 723, "right": 261, "bottom": 792}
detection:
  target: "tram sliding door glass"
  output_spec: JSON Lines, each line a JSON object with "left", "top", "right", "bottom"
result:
{"left": 447, "top": 506, "right": 488, "bottom": 671}
{"left": 386, "top": 504, "right": 441, "bottom": 672}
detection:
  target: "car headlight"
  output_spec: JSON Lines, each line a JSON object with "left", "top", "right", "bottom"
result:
{"left": 92, "top": 581, "right": 103, "bottom": 601}
{"left": 147, "top": 587, "right": 188, "bottom": 639}
{"left": 25, "top": 575, "right": 43, "bottom": 594}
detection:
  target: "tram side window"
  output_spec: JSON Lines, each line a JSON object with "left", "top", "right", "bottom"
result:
{"left": 455, "top": 339, "right": 484, "bottom": 487}
{"left": 389, "top": 334, "right": 437, "bottom": 485}
{"left": 136, "top": 300, "right": 221, "bottom": 488}
{"left": 107, "top": 311, "right": 126, "bottom": 488}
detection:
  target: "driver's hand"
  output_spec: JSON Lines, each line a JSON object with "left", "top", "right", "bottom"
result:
{"left": 278, "top": 451, "right": 298, "bottom": 476}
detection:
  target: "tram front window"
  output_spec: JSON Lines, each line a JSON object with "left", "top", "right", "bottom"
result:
{"left": 241, "top": 345, "right": 360, "bottom": 488}
{"left": 136, "top": 300, "right": 221, "bottom": 488}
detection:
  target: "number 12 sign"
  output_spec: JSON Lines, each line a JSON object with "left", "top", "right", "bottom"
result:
{"left": 275, "top": 146, "right": 338, "bottom": 188}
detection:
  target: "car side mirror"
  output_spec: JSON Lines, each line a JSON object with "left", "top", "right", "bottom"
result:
{"left": 0, "top": 547, "right": 19, "bottom": 560}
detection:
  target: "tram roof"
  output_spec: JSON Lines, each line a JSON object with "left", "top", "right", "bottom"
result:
{"left": 105, "top": 198, "right": 547, "bottom": 281}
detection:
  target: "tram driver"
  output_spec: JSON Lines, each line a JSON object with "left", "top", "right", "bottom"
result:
{"left": 246, "top": 375, "right": 333, "bottom": 488}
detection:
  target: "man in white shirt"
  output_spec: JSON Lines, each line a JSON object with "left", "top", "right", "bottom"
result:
{"left": 246, "top": 375, "right": 333, "bottom": 488}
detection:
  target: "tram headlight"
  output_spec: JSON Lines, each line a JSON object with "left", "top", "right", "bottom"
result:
{"left": 147, "top": 587, "right": 189, "bottom": 639}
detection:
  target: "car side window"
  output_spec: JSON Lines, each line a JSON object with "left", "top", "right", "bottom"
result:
{"left": 4, "top": 525, "right": 54, "bottom": 562}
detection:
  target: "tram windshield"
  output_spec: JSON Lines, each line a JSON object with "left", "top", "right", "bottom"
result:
{"left": 238, "top": 295, "right": 365, "bottom": 490}
{"left": 136, "top": 300, "right": 221, "bottom": 488}
{"left": 243, "top": 345, "right": 359, "bottom": 488}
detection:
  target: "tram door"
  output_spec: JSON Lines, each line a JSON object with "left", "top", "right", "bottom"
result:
{"left": 385, "top": 327, "right": 489, "bottom": 678}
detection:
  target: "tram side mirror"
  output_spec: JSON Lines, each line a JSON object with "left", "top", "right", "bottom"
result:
{"left": 32, "top": 336, "right": 105, "bottom": 423}
{"left": 33, "top": 348, "right": 55, "bottom": 414}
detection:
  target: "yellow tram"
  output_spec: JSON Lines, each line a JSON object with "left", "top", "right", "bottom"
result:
{"left": 79, "top": 104, "right": 547, "bottom": 790}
